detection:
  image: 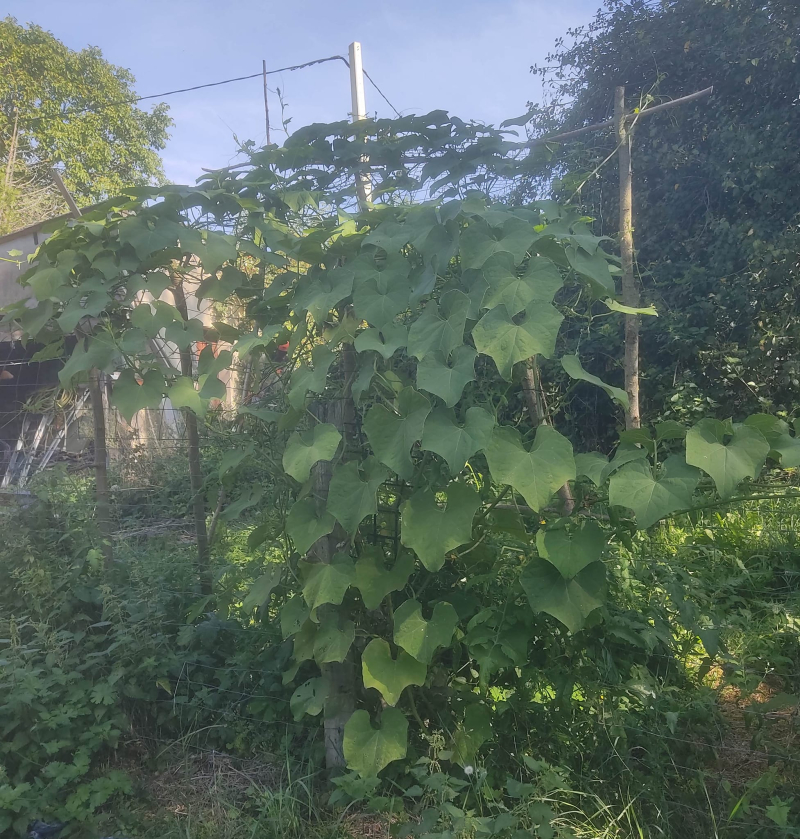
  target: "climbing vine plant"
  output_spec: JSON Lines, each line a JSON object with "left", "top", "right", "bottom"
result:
{"left": 5, "top": 113, "right": 800, "bottom": 784}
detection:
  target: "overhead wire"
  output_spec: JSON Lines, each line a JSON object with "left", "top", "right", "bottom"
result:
{"left": 28, "top": 53, "right": 402, "bottom": 124}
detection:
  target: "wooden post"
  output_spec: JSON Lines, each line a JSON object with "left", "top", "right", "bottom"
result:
{"left": 615, "top": 86, "right": 641, "bottom": 430}
{"left": 53, "top": 169, "right": 116, "bottom": 563}
{"left": 88, "top": 368, "right": 113, "bottom": 568}
{"left": 348, "top": 41, "right": 372, "bottom": 205}
{"left": 170, "top": 271, "right": 212, "bottom": 596}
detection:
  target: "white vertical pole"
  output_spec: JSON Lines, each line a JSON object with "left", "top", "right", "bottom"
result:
{"left": 348, "top": 41, "right": 372, "bottom": 204}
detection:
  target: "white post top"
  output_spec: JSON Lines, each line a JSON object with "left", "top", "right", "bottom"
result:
{"left": 348, "top": 41, "right": 367, "bottom": 122}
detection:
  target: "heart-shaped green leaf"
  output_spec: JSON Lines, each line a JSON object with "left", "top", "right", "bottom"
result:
{"left": 363, "top": 387, "right": 431, "bottom": 479}
{"left": 744, "top": 414, "right": 800, "bottom": 468}
{"left": 416, "top": 345, "right": 476, "bottom": 407}
{"left": 459, "top": 217, "right": 536, "bottom": 270}
{"left": 393, "top": 599, "right": 459, "bottom": 664}
{"left": 313, "top": 613, "right": 355, "bottom": 664}
{"left": 485, "top": 425, "right": 575, "bottom": 512}
{"left": 407, "top": 289, "right": 470, "bottom": 361}
{"left": 352, "top": 253, "right": 411, "bottom": 327}
{"left": 609, "top": 455, "right": 700, "bottom": 529}
{"left": 520, "top": 558, "right": 606, "bottom": 634}
{"left": 361, "top": 638, "right": 427, "bottom": 706}
{"left": 473, "top": 304, "right": 563, "bottom": 380}
{"left": 242, "top": 565, "right": 283, "bottom": 613}
{"left": 420, "top": 406, "right": 495, "bottom": 475}
{"left": 686, "top": 419, "right": 769, "bottom": 498}
{"left": 300, "top": 553, "right": 355, "bottom": 610}
{"left": 282, "top": 423, "right": 342, "bottom": 482}
{"left": 290, "top": 677, "right": 328, "bottom": 721}
{"left": 286, "top": 498, "right": 336, "bottom": 555}
{"left": 400, "top": 483, "right": 481, "bottom": 571}
{"left": 354, "top": 324, "right": 408, "bottom": 359}
{"left": 481, "top": 253, "right": 563, "bottom": 313}
{"left": 354, "top": 548, "right": 415, "bottom": 611}
{"left": 536, "top": 521, "right": 606, "bottom": 579}
{"left": 110, "top": 369, "right": 165, "bottom": 422}
{"left": 294, "top": 266, "right": 354, "bottom": 324}
{"left": 343, "top": 707, "right": 408, "bottom": 777}
{"left": 327, "top": 457, "right": 390, "bottom": 534}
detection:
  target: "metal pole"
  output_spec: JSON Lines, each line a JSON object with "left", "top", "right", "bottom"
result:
{"left": 348, "top": 41, "right": 372, "bottom": 204}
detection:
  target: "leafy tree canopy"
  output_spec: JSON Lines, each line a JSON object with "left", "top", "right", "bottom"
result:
{"left": 521, "top": 0, "right": 800, "bottom": 444}
{"left": 0, "top": 17, "right": 171, "bottom": 231}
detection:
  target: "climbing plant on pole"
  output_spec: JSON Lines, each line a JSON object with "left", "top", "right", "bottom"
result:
{"left": 6, "top": 113, "right": 799, "bottom": 783}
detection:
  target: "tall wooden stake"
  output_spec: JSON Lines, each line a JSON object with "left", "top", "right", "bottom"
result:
{"left": 615, "top": 86, "right": 641, "bottom": 430}
{"left": 170, "top": 271, "right": 212, "bottom": 595}
{"left": 88, "top": 368, "right": 113, "bottom": 568}
{"left": 53, "top": 169, "right": 116, "bottom": 564}
{"left": 348, "top": 41, "right": 372, "bottom": 205}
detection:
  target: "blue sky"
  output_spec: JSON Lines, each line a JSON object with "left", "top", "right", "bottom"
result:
{"left": 7, "top": 0, "right": 602, "bottom": 185}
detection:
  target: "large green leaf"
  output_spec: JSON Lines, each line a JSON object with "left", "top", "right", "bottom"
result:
{"left": 485, "top": 425, "right": 575, "bottom": 512}
{"left": 343, "top": 707, "right": 408, "bottom": 777}
{"left": 686, "top": 419, "right": 770, "bottom": 498}
{"left": 130, "top": 300, "right": 180, "bottom": 338}
{"left": 481, "top": 253, "right": 563, "bottom": 313}
{"left": 459, "top": 217, "right": 536, "bottom": 270}
{"left": 164, "top": 317, "right": 205, "bottom": 350}
{"left": 242, "top": 565, "right": 283, "bottom": 613}
{"left": 744, "top": 414, "right": 800, "bottom": 468}
{"left": 420, "top": 406, "right": 495, "bottom": 475}
{"left": 363, "top": 387, "right": 431, "bottom": 479}
{"left": 354, "top": 324, "right": 408, "bottom": 360}
{"left": 561, "top": 354, "right": 628, "bottom": 410}
{"left": 220, "top": 486, "right": 263, "bottom": 520}
{"left": 282, "top": 423, "right": 342, "bottom": 482}
{"left": 280, "top": 595, "right": 310, "bottom": 639}
{"left": 352, "top": 253, "right": 411, "bottom": 327}
{"left": 520, "top": 558, "right": 606, "bottom": 634}
{"left": 168, "top": 376, "right": 209, "bottom": 416}
{"left": 400, "top": 483, "right": 481, "bottom": 572}
{"left": 361, "top": 638, "right": 427, "bottom": 706}
{"left": 416, "top": 345, "right": 476, "bottom": 407}
{"left": 59, "top": 336, "right": 117, "bottom": 386}
{"left": 566, "top": 246, "right": 616, "bottom": 296}
{"left": 327, "top": 457, "right": 390, "bottom": 534}
{"left": 294, "top": 266, "right": 354, "bottom": 324}
{"left": 574, "top": 452, "right": 609, "bottom": 487}
{"left": 57, "top": 289, "right": 111, "bottom": 332}
{"left": 536, "top": 521, "right": 605, "bottom": 578}
{"left": 313, "top": 613, "right": 355, "bottom": 664}
{"left": 407, "top": 289, "right": 470, "bottom": 361}
{"left": 286, "top": 498, "right": 336, "bottom": 555}
{"left": 110, "top": 369, "right": 165, "bottom": 421}
{"left": 609, "top": 455, "right": 700, "bottom": 529}
{"left": 354, "top": 548, "right": 415, "bottom": 610}
{"left": 290, "top": 677, "right": 328, "bottom": 721}
{"left": 393, "top": 599, "right": 459, "bottom": 664}
{"left": 28, "top": 265, "right": 70, "bottom": 301}
{"left": 117, "top": 215, "right": 181, "bottom": 258}
{"left": 452, "top": 704, "right": 493, "bottom": 766}
{"left": 299, "top": 553, "right": 355, "bottom": 610}
{"left": 472, "top": 304, "right": 563, "bottom": 380}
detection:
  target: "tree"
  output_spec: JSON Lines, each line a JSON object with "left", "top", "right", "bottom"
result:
{"left": 521, "top": 0, "right": 800, "bottom": 443}
{"left": 8, "top": 112, "right": 798, "bottom": 787}
{"left": 0, "top": 17, "right": 171, "bottom": 231}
